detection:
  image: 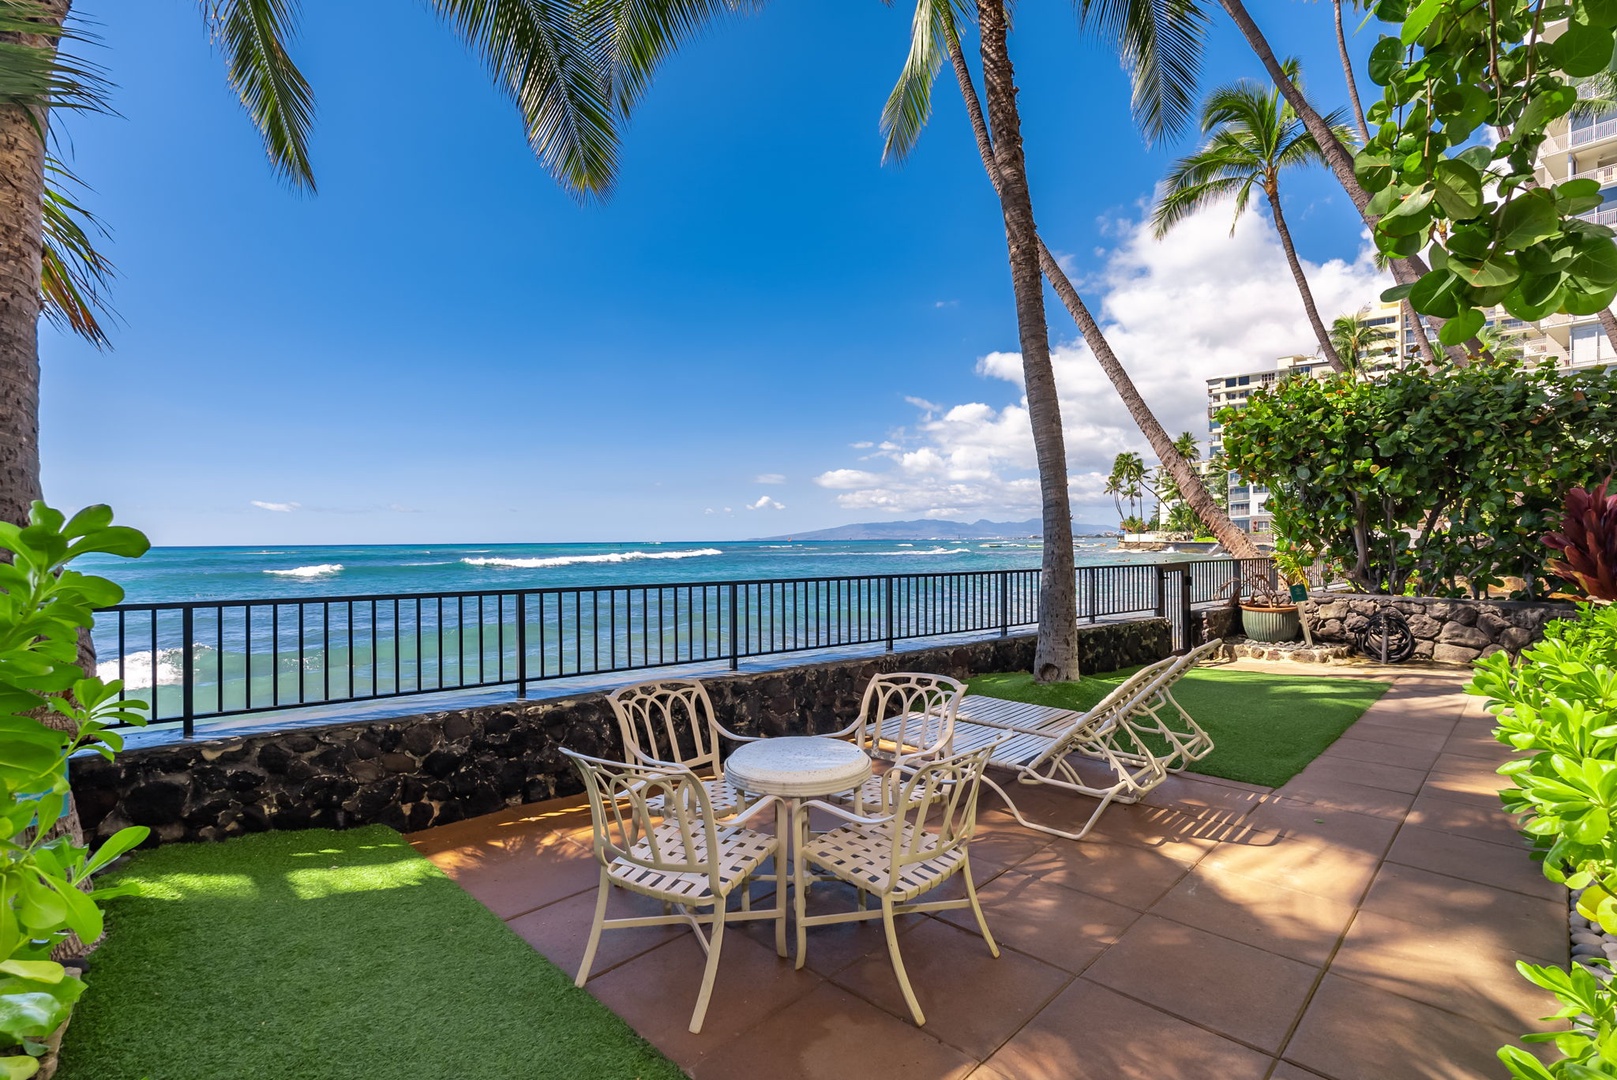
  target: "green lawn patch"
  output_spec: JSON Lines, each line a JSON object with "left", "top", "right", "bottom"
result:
{"left": 967, "top": 666, "right": 1390, "bottom": 788}
{"left": 58, "top": 826, "right": 683, "bottom": 1080}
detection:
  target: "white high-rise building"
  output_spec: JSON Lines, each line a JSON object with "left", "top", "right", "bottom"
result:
{"left": 1533, "top": 100, "right": 1617, "bottom": 368}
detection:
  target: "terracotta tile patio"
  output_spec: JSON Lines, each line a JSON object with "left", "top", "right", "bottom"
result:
{"left": 410, "top": 661, "right": 1563, "bottom": 1079}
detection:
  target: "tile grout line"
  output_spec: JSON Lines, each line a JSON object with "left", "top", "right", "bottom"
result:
{"left": 1271, "top": 673, "right": 1481, "bottom": 1076}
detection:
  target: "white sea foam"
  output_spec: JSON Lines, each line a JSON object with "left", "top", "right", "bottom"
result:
{"left": 822, "top": 546, "right": 971, "bottom": 557}
{"left": 265, "top": 563, "right": 344, "bottom": 578}
{"left": 97, "top": 647, "right": 190, "bottom": 688}
{"left": 462, "top": 548, "right": 723, "bottom": 570}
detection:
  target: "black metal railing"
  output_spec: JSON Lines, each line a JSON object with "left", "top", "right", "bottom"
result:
{"left": 92, "top": 556, "right": 1269, "bottom": 736}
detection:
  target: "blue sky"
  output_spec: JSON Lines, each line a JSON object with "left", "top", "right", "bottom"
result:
{"left": 44, "top": 0, "right": 1383, "bottom": 545}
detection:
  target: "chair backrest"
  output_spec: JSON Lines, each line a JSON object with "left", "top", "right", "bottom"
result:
{"left": 1085, "top": 638, "right": 1221, "bottom": 730}
{"left": 881, "top": 742, "right": 996, "bottom": 890}
{"left": 854, "top": 672, "right": 964, "bottom": 765}
{"left": 607, "top": 679, "right": 723, "bottom": 775}
{"left": 562, "top": 748, "right": 723, "bottom": 891}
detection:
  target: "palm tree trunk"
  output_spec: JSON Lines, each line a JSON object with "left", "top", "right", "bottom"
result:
{"left": 1267, "top": 182, "right": 1345, "bottom": 372}
{"left": 1333, "top": 0, "right": 1370, "bottom": 144}
{"left": 973, "top": 0, "right": 1079, "bottom": 682}
{"left": 1599, "top": 308, "right": 1617, "bottom": 360}
{"left": 0, "top": 2, "right": 63, "bottom": 529}
{"left": 1215, "top": 0, "right": 1476, "bottom": 365}
{"left": 945, "top": 32, "right": 1262, "bottom": 561}
{"left": 1403, "top": 300, "right": 1440, "bottom": 367}
{"left": 0, "top": 4, "right": 95, "bottom": 962}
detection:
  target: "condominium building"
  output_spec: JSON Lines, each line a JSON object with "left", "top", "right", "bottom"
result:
{"left": 1534, "top": 99, "right": 1617, "bottom": 369}
{"left": 1206, "top": 354, "right": 1328, "bottom": 537}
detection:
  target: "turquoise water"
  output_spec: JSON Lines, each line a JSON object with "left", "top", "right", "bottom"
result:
{"left": 80, "top": 537, "right": 1157, "bottom": 605}
{"left": 80, "top": 539, "right": 1204, "bottom": 720}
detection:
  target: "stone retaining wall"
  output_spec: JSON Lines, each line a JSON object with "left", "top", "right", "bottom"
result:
{"left": 1203, "top": 594, "right": 1576, "bottom": 665}
{"left": 71, "top": 618, "right": 1170, "bottom": 846}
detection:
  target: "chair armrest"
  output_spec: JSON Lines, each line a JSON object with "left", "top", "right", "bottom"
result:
{"left": 712, "top": 721, "right": 767, "bottom": 744}
{"left": 796, "top": 798, "right": 895, "bottom": 828}
{"left": 725, "top": 793, "right": 785, "bottom": 829}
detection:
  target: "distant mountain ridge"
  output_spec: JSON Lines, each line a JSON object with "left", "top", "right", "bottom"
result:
{"left": 755, "top": 518, "right": 1114, "bottom": 542}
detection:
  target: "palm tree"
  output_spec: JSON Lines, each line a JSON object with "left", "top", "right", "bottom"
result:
{"left": 1079, "top": 0, "right": 1483, "bottom": 364}
{"left": 1, "top": 0, "right": 637, "bottom": 529}
{"left": 1152, "top": 63, "right": 1350, "bottom": 372}
{"left": 1328, "top": 309, "right": 1393, "bottom": 376}
{"left": 1105, "top": 452, "right": 1146, "bottom": 530}
{"left": 885, "top": 8, "right": 1260, "bottom": 569}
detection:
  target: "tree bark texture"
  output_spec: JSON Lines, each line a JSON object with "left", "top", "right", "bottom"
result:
{"left": 1267, "top": 182, "right": 1345, "bottom": 371}
{"left": 974, "top": 0, "right": 1079, "bottom": 682}
{"left": 945, "top": 34, "right": 1262, "bottom": 561}
{"left": 1333, "top": 0, "right": 1370, "bottom": 144}
{"left": 0, "top": 1, "right": 64, "bottom": 529}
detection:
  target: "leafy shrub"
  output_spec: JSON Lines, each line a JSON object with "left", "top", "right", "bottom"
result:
{"left": 1547, "top": 480, "right": 1617, "bottom": 602}
{"left": 1221, "top": 361, "right": 1617, "bottom": 598}
{"left": 0, "top": 503, "right": 150, "bottom": 1077}
{"left": 1475, "top": 603, "right": 1617, "bottom": 1076}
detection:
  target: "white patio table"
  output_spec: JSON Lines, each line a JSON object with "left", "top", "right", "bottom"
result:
{"left": 723, "top": 736, "right": 872, "bottom": 956}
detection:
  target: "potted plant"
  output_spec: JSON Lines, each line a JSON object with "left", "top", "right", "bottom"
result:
{"left": 1225, "top": 569, "right": 1302, "bottom": 643}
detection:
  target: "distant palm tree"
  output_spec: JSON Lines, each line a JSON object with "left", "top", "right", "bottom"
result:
{"left": 1106, "top": 452, "right": 1148, "bottom": 530}
{"left": 1328, "top": 310, "right": 1394, "bottom": 376}
{"left": 1152, "top": 60, "right": 1352, "bottom": 372}
{"left": 1475, "top": 322, "right": 1528, "bottom": 366}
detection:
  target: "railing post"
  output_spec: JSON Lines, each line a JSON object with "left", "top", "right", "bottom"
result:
{"left": 1180, "top": 569, "right": 1195, "bottom": 652}
{"left": 728, "top": 583, "right": 739, "bottom": 671}
{"left": 1154, "top": 567, "right": 1167, "bottom": 619}
{"left": 998, "top": 571, "right": 1009, "bottom": 637}
{"left": 181, "top": 606, "right": 195, "bottom": 739}
{"left": 515, "top": 591, "right": 528, "bottom": 699}
{"left": 1088, "top": 566, "right": 1097, "bottom": 623}
{"left": 884, "top": 576, "right": 894, "bottom": 652}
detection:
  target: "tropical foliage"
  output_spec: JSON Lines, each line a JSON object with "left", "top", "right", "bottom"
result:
{"left": 1474, "top": 603, "right": 1617, "bottom": 1077}
{"left": 1328, "top": 309, "right": 1394, "bottom": 374}
{"left": 1546, "top": 480, "right": 1617, "bottom": 602}
{"left": 1220, "top": 361, "right": 1617, "bottom": 597}
{"left": 0, "top": 503, "right": 150, "bottom": 1077}
{"left": 1358, "top": 0, "right": 1617, "bottom": 342}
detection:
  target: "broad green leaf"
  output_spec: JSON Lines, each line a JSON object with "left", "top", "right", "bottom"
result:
{"left": 1564, "top": 283, "right": 1617, "bottom": 315}
{"left": 1553, "top": 21, "right": 1616, "bottom": 77}
{"left": 1452, "top": 254, "right": 1521, "bottom": 288}
{"left": 1517, "top": 83, "right": 1579, "bottom": 133}
{"left": 1409, "top": 267, "right": 1465, "bottom": 317}
{"left": 1498, "top": 191, "right": 1562, "bottom": 249}
{"left": 0, "top": 961, "right": 62, "bottom": 984}
{"left": 1433, "top": 158, "right": 1484, "bottom": 218}
{"left": 1368, "top": 36, "right": 1405, "bottom": 85}
{"left": 1439, "top": 307, "right": 1485, "bottom": 346}
{"left": 1400, "top": 0, "right": 1444, "bottom": 42}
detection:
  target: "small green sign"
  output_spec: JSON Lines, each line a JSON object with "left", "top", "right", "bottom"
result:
{"left": 1288, "top": 583, "right": 1309, "bottom": 603}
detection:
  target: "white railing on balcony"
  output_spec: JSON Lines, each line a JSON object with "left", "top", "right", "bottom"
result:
{"left": 1578, "top": 204, "right": 1617, "bottom": 227}
{"left": 1570, "top": 116, "right": 1617, "bottom": 146}
{"left": 1570, "top": 162, "right": 1617, "bottom": 186}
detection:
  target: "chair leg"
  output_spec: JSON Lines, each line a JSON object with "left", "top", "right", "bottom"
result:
{"left": 689, "top": 903, "right": 727, "bottom": 1034}
{"left": 776, "top": 800, "right": 791, "bottom": 959}
{"left": 793, "top": 834, "right": 810, "bottom": 971}
{"left": 575, "top": 867, "right": 611, "bottom": 987}
{"left": 961, "top": 857, "right": 999, "bottom": 959}
{"left": 882, "top": 896, "right": 925, "bottom": 1026}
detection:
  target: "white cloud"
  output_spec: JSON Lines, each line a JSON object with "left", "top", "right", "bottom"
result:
{"left": 250, "top": 500, "right": 300, "bottom": 513}
{"left": 816, "top": 199, "right": 1387, "bottom": 521}
{"left": 754, "top": 473, "right": 787, "bottom": 484}
{"left": 746, "top": 495, "right": 786, "bottom": 511}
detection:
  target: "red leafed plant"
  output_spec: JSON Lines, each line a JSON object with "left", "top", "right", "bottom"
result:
{"left": 1545, "top": 479, "right": 1617, "bottom": 601}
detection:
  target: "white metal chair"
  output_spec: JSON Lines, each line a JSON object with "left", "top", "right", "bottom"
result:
{"left": 791, "top": 742, "right": 1000, "bottom": 1026}
{"left": 944, "top": 640, "right": 1222, "bottom": 841}
{"left": 563, "top": 749, "right": 788, "bottom": 1034}
{"left": 826, "top": 672, "right": 964, "bottom": 814}
{"left": 607, "top": 678, "right": 759, "bottom": 818}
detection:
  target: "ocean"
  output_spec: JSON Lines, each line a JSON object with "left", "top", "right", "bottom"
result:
{"left": 79, "top": 538, "right": 1205, "bottom": 721}
{"left": 81, "top": 537, "right": 1171, "bottom": 606}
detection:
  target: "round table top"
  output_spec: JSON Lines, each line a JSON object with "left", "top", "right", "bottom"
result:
{"left": 725, "top": 737, "right": 872, "bottom": 799}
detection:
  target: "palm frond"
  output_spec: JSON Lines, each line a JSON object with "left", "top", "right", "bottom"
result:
{"left": 1151, "top": 173, "right": 1246, "bottom": 236}
{"left": 429, "top": 0, "right": 618, "bottom": 197}
{"left": 1074, "top": 0, "right": 1209, "bottom": 144}
{"left": 40, "top": 157, "right": 116, "bottom": 349}
{"left": 203, "top": 0, "right": 317, "bottom": 192}
{"left": 0, "top": 1, "right": 112, "bottom": 127}
{"left": 880, "top": 0, "right": 963, "bottom": 164}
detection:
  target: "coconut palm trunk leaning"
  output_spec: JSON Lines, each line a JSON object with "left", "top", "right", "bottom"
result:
{"left": 937, "top": 30, "right": 1261, "bottom": 561}
{"left": 970, "top": 0, "right": 1078, "bottom": 681}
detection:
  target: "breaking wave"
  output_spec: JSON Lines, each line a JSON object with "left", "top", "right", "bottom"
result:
{"left": 265, "top": 563, "right": 344, "bottom": 578}
{"left": 463, "top": 548, "right": 723, "bottom": 570}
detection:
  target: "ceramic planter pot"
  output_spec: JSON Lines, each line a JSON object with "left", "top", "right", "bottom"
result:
{"left": 1241, "top": 604, "right": 1301, "bottom": 642}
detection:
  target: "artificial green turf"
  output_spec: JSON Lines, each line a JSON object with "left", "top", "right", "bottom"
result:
{"left": 57, "top": 826, "right": 684, "bottom": 1080}
{"left": 966, "top": 666, "right": 1391, "bottom": 788}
